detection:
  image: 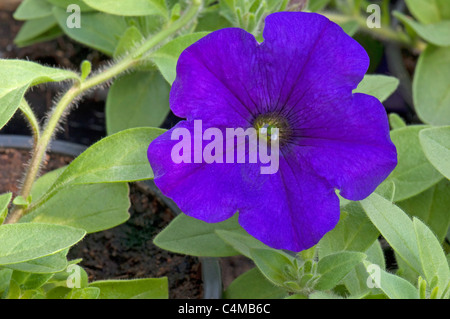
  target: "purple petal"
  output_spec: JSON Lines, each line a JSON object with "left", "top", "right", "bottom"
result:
{"left": 148, "top": 120, "right": 261, "bottom": 223}
{"left": 294, "top": 93, "right": 397, "bottom": 200}
{"left": 259, "top": 12, "right": 369, "bottom": 113}
{"left": 171, "top": 28, "right": 264, "bottom": 127}
{"left": 238, "top": 155, "right": 340, "bottom": 252}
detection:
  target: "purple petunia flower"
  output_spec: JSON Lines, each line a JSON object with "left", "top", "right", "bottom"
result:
{"left": 147, "top": 12, "right": 397, "bottom": 251}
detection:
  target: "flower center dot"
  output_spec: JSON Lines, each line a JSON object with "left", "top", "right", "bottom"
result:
{"left": 253, "top": 113, "right": 292, "bottom": 145}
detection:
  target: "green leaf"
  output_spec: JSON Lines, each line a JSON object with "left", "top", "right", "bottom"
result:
{"left": 22, "top": 183, "right": 130, "bottom": 234}
{"left": 318, "top": 202, "right": 379, "bottom": 257}
{"left": 413, "top": 46, "right": 450, "bottom": 126}
{"left": 0, "top": 223, "right": 85, "bottom": 266}
{"left": 113, "top": 26, "right": 145, "bottom": 59}
{"left": 0, "top": 59, "right": 78, "bottom": 130}
{"left": 151, "top": 32, "right": 209, "bottom": 84}
{"left": 375, "top": 180, "right": 396, "bottom": 201}
{"left": 388, "top": 125, "right": 443, "bottom": 201}
{"left": 398, "top": 180, "right": 450, "bottom": 243}
{"left": 394, "top": 12, "right": 450, "bottom": 46}
{"left": 389, "top": 113, "right": 406, "bottom": 130}
{"left": 363, "top": 260, "right": 419, "bottom": 299}
{"left": 46, "top": 0, "right": 96, "bottom": 11}
{"left": 360, "top": 193, "right": 422, "bottom": 275}
{"left": 308, "top": 0, "right": 331, "bottom": 12}
{"left": 353, "top": 75, "right": 399, "bottom": 103}
{"left": 53, "top": 7, "right": 128, "bottom": 56}
{"left": 13, "top": 0, "right": 53, "bottom": 20}
{"left": 339, "top": 20, "right": 359, "bottom": 36}
{"left": 249, "top": 248, "right": 295, "bottom": 287}
{"left": 90, "top": 278, "right": 168, "bottom": 299}
{"left": 413, "top": 218, "right": 450, "bottom": 298}
{"left": 12, "top": 271, "right": 53, "bottom": 290}
{"left": 0, "top": 193, "right": 12, "bottom": 225}
{"left": 216, "top": 229, "right": 271, "bottom": 258}
{"left": 309, "top": 291, "right": 344, "bottom": 299}
{"left": 343, "top": 240, "right": 385, "bottom": 297}
{"left": 315, "top": 251, "right": 366, "bottom": 291}
{"left": 14, "top": 15, "right": 61, "bottom": 47}
{"left": 224, "top": 268, "right": 287, "bottom": 299}
{"left": 80, "top": 60, "right": 92, "bottom": 81}
{"left": 0, "top": 269, "right": 13, "bottom": 295}
{"left": 66, "top": 287, "right": 100, "bottom": 299}
{"left": 153, "top": 213, "right": 240, "bottom": 257}
{"left": 405, "top": 0, "right": 450, "bottom": 24}
{"left": 50, "top": 127, "right": 165, "bottom": 190}
{"left": 30, "top": 167, "right": 66, "bottom": 204}
{"left": 419, "top": 126, "right": 450, "bottom": 179}
{"left": 5, "top": 249, "right": 68, "bottom": 274}
{"left": 82, "top": 0, "right": 168, "bottom": 17}
{"left": 106, "top": 71, "right": 170, "bottom": 135}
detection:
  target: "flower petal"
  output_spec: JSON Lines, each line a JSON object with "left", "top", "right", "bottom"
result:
{"left": 238, "top": 155, "right": 340, "bottom": 252}
{"left": 294, "top": 93, "right": 397, "bottom": 200}
{"left": 171, "top": 28, "right": 265, "bottom": 127}
{"left": 148, "top": 121, "right": 340, "bottom": 252}
{"left": 148, "top": 120, "right": 261, "bottom": 222}
{"left": 259, "top": 12, "right": 369, "bottom": 113}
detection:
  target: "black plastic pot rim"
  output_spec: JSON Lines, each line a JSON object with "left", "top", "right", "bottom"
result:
{"left": 0, "top": 134, "right": 222, "bottom": 299}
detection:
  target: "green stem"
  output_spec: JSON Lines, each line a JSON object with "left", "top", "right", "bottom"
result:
{"left": 5, "top": 0, "right": 202, "bottom": 224}
{"left": 322, "top": 11, "right": 423, "bottom": 51}
{"left": 19, "top": 99, "right": 40, "bottom": 144}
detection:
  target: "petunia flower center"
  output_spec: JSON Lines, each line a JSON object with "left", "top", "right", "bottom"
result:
{"left": 253, "top": 113, "right": 292, "bottom": 146}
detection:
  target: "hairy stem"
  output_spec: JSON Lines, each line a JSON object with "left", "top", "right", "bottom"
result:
{"left": 5, "top": 0, "right": 202, "bottom": 224}
{"left": 322, "top": 11, "right": 424, "bottom": 52}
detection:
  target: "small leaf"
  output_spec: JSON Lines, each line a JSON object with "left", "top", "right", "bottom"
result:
{"left": 14, "top": 16, "right": 61, "bottom": 47}
{"left": 23, "top": 183, "right": 130, "bottom": 234}
{"left": 12, "top": 271, "right": 53, "bottom": 290}
{"left": 0, "top": 193, "right": 12, "bottom": 225}
{"left": 398, "top": 179, "right": 450, "bottom": 243}
{"left": 53, "top": 7, "right": 129, "bottom": 56}
{"left": 413, "top": 218, "right": 450, "bottom": 298}
{"left": 224, "top": 268, "right": 287, "bottom": 299}
{"left": 419, "top": 126, "right": 450, "bottom": 179}
{"left": 389, "top": 113, "right": 406, "bottom": 130}
{"left": 50, "top": 127, "right": 165, "bottom": 190}
{"left": 388, "top": 125, "right": 443, "bottom": 201}
{"left": 47, "top": 0, "right": 95, "bottom": 11}
{"left": 82, "top": 0, "right": 168, "bottom": 17}
{"left": 315, "top": 251, "right": 366, "bottom": 291}
{"left": 363, "top": 261, "right": 419, "bottom": 299}
{"left": 5, "top": 249, "right": 68, "bottom": 274}
{"left": 151, "top": 32, "right": 209, "bottom": 84}
{"left": 353, "top": 75, "right": 399, "bottom": 102}
{"left": 361, "top": 193, "right": 423, "bottom": 275}
{"left": 80, "top": 60, "right": 92, "bottom": 81}
{"left": 0, "top": 223, "right": 85, "bottom": 266}
{"left": 413, "top": 45, "right": 450, "bottom": 126}
{"left": 404, "top": 0, "right": 450, "bottom": 24}
{"left": 153, "top": 213, "right": 240, "bottom": 257}
{"left": 0, "top": 59, "right": 78, "bottom": 130}
{"left": 318, "top": 202, "right": 379, "bottom": 257}
{"left": 106, "top": 71, "right": 170, "bottom": 135}
{"left": 216, "top": 229, "right": 271, "bottom": 258}
{"left": 13, "top": 196, "right": 29, "bottom": 207}
{"left": 0, "top": 269, "right": 13, "bottom": 295}
{"left": 66, "top": 287, "right": 100, "bottom": 299}
{"left": 249, "top": 248, "right": 295, "bottom": 287}
{"left": 14, "top": 0, "right": 53, "bottom": 20}
{"left": 113, "top": 26, "right": 145, "bottom": 59}
{"left": 394, "top": 12, "right": 450, "bottom": 46}
{"left": 89, "top": 278, "right": 168, "bottom": 299}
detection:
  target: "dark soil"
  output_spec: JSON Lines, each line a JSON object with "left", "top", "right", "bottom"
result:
{"left": 0, "top": 148, "right": 203, "bottom": 299}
